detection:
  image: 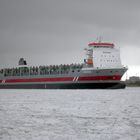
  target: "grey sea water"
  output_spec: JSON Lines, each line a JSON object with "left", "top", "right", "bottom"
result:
{"left": 0, "top": 87, "right": 140, "bottom": 140}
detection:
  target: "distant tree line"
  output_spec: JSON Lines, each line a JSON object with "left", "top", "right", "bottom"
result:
{"left": 125, "top": 76, "right": 140, "bottom": 87}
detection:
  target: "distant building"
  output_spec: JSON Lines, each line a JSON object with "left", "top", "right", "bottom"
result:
{"left": 129, "top": 76, "right": 140, "bottom": 83}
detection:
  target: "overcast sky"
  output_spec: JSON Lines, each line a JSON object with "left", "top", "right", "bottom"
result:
{"left": 0, "top": 0, "right": 140, "bottom": 76}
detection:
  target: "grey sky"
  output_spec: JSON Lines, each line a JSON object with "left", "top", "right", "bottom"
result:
{"left": 0, "top": 0, "right": 140, "bottom": 72}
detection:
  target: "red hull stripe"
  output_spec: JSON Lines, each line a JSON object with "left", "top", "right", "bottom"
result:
{"left": 88, "top": 42, "right": 114, "bottom": 47}
{"left": 0, "top": 75, "right": 121, "bottom": 84}
{"left": 78, "top": 75, "right": 121, "bottom": 81}
{"left": 4, "top": 77, "right": 73, "bottom": 83}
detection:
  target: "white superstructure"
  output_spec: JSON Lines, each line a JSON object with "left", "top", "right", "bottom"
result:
{"left": 85, "top": 42, "right": 122, "bottom": 68}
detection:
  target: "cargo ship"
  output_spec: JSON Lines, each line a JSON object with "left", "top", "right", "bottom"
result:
{"left": 0, "top": 41, "right": 127, "bottom": 89}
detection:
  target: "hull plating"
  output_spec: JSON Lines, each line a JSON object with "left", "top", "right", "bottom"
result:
{"left": 0, "top": 81, "right": 126, "bottom": 89}
{"left": 0, "top": 68, "right": 127, "bottom": 89}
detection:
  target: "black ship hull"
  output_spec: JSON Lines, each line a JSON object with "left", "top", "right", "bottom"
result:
{"left": 0, "top": 82, "right": 126, "bottom": 89}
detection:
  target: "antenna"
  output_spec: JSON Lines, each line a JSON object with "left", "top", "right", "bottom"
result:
{"left": 95, "top": 37, "right": 98, "bottom": 42}
{"left": 99, "top": 36, "right": 103, "bottom": 43}
{"left": 94, "top": 36, "right": 103, "bottom": 43}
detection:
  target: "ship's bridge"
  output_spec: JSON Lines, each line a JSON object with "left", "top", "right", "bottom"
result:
{"left": 84, "top": 42, "right": 122, "bottom": 68}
